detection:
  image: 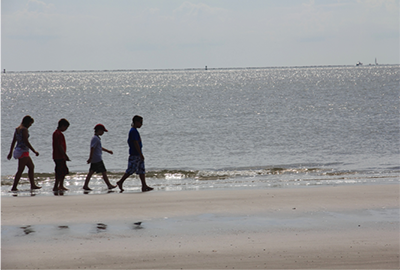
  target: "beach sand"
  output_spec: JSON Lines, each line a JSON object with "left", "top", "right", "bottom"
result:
{"left": 2, "top": 184, "right": 399, "bottom": 269}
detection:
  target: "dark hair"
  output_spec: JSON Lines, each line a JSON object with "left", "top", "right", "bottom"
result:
{"left": 58, "top": 118, "right": 70, "bottom": 129}
{"left": 21, "top": 115, "right": 34, "bottom": 127}
{"left": 132, "top": 115, "right": 143, "bottom": 125}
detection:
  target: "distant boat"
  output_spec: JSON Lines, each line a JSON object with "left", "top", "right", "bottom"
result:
{"left": 356, "top": 61, "right": 363, "bottom": 66}
{"left": 375, "top": 58, "right": 378, "bottom": 65}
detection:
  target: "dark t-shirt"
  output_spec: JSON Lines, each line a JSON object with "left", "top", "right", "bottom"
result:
{"left": 53, "top": 129, "right": 66, "bottom": 160}
{"left": 128, "top": 127, "right": 142, "bottom": 156}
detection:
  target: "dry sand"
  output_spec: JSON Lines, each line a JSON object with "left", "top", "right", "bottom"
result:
{"left": 2, "top": 184, "right": 399, "bottom": 269}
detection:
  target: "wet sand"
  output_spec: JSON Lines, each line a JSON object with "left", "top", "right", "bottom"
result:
{"left": 2, "top": 184, "right": 399, "bottom": 269}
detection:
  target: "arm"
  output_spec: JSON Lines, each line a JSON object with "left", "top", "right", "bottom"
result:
{"left": 22, "top": 128, "right": 39, "bottom": 156}
{"left": 57, "top": 144, "right": 70, "bottom": 161}
{"left": 102, "top": 147, "right": 113, "bottom": 155}
{"left": 7, "top": 133, "right": 17, "bottom": 160}
{"left": 133, "top": 141, "right": 144, "bottom": 160}
{"left": 87, "top": 147, "right": 94, "bottom": 164}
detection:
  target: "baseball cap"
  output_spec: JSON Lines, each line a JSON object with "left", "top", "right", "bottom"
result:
{"left": 94, "top": 124, "right": 108, "bottom": 132}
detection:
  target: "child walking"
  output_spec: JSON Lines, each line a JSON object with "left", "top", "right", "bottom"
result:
{"left": 53, "top": 118, "right": 70, "bottom": 191}
{"left": 116, "top": 115, "right": 153, "bottom": 192}
{"left": 7, "top": 115, "right": 41, "bottom": 191}
{"left": 83, "top": 124, "right": 116, "bottom": 191}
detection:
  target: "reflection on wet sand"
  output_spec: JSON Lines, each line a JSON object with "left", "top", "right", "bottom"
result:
{"left": 11, "top": 222, "right": 145, "bottom": 238}
{"left": 133, "top": 222, "right": 143, "bottom": 230}
{"left": 53, "top": 190, "right": 65, "bottom": 196}
{"left": 96, "top": 223, "right": 107, "bottom": 232}
{"left": 20, "top": 225, "right": 34, "bottom": 235}
{"left": 11, "top": 191, "right": 37, "bottom": 197}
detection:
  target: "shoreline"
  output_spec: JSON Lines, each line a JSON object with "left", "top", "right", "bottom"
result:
{"left": 2, "top": 173, "right": 398, "bottom": 197}
{"left": 2, "top": 184, "right": 399, "bottom": 269}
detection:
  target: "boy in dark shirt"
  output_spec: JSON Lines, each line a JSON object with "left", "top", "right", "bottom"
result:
{"left": 53, "top": 118, "right": 70, "bottom": 191}
{"left": 117, "top": 115, "right": 153, "bottom": 192}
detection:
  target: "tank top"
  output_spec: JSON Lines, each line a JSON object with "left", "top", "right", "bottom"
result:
{"left": 15, "top": 128, "right": 29, "bottom": 152}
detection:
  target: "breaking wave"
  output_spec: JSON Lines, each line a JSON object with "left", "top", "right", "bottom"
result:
{"left": 2, "top": 165, "right": 398, "bottom": 197}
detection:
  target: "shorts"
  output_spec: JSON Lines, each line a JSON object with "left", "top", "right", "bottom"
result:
{"left": 13, "top": 148, "right": 29, "bottom": 159}
{"left": 125, "top": 155, "right": 145, "bottom": 175}
{"left": 54, "top": 159, "right": 69, "bottom": 178}
{"left": 19, "top": 151, "right": 29, "bottom": 159}
{"left": 90, "top": 161, "right": 107, "bottom": 173}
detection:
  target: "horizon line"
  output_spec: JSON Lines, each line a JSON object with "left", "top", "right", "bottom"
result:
{"left": 2, "top": 63, "right": 398, "bottom": 74}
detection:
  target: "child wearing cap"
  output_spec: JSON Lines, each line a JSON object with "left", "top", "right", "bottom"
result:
{"left": 83, "top": 124, "right": 116, "bottom": 191}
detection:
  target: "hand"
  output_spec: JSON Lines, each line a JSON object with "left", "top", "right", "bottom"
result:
{"left": 108, "top": 150, "right": 113, "bottom": 155}
{"left": 87, "top": 158, "right": 91, "bottom": 164}
{"left": 140, "top": 154, "right": 145, "bottom": 161}
{"left": 7, "top": 153, "right": 12, "bottom": 160}
{"left": 34, "top": 151, "right": 39, "bottom": 156}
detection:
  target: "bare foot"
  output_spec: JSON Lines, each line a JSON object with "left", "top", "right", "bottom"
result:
{"left": 83, "top": 186, "right": 92, "bottom": 191}
{"left": 142, "top": 186, "right": 154, "bottom": 192}
{"left": 31, "top": 186, "right": 42, "bottom": 190}
{"left": 60, "top": 187, "right": 69, "bottom": 191}
{"left": 108, "top": 185, "right": 117, "bottom": 190}
{"left": 116, "top": 181, "right": 124, "bottom": 191}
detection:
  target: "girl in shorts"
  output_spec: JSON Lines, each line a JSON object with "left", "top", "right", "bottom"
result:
{"left": 7, "top": 115, "right": 41, "bottom": 191}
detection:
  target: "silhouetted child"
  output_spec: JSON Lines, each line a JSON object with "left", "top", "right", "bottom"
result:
{"left": 7, "top": 115, "right": 41, "bottom": 191}
{"left": 53, "top": 118, "right": 70, "bottom": 191}
{"left": 83, "top": 124, "right": 116, "bottom": 191}
{"left": 117, "top": 115, "right": 153, "bottom": 192}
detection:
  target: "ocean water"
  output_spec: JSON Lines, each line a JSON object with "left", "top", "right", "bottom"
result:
{"left": 1, "top": 65, "right": 399, "bottom": 196}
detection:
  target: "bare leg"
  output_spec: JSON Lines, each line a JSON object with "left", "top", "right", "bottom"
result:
{"left": 116, "top": 173, "right": 130, "bottom": 191}
{"left": 54, "top": 176, "right": 68, "bottom": 191}
{"left": 53, "top": 177, "right": 60, "bottom": 191}
{"left": 83, "top": 170, "right": 94, "bottom": 190}
{"left": 59, "top": 177, "right": 68, "bottom": 190}
{"left": 26, "top": 157, "right": 41, "bottom": 190}
{"left": 139, "top": 174, "right": 153, "bottom": 192}
{"left": 102, "top": 171, "right": 116, "bottom": 189}
{"left": 11, "top": 158, "right": 27, "bottom": 191}
{"left": 53, "top": 160, "right": 60, "bottom": 191}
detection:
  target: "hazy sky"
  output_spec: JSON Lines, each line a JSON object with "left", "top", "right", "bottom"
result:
{"left": 1, "top": 0, "right": 399, "bottom": 71}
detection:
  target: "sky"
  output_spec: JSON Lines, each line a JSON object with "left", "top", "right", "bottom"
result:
{"left": 1, "top": 0, "right": 399, "bottom": 71}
